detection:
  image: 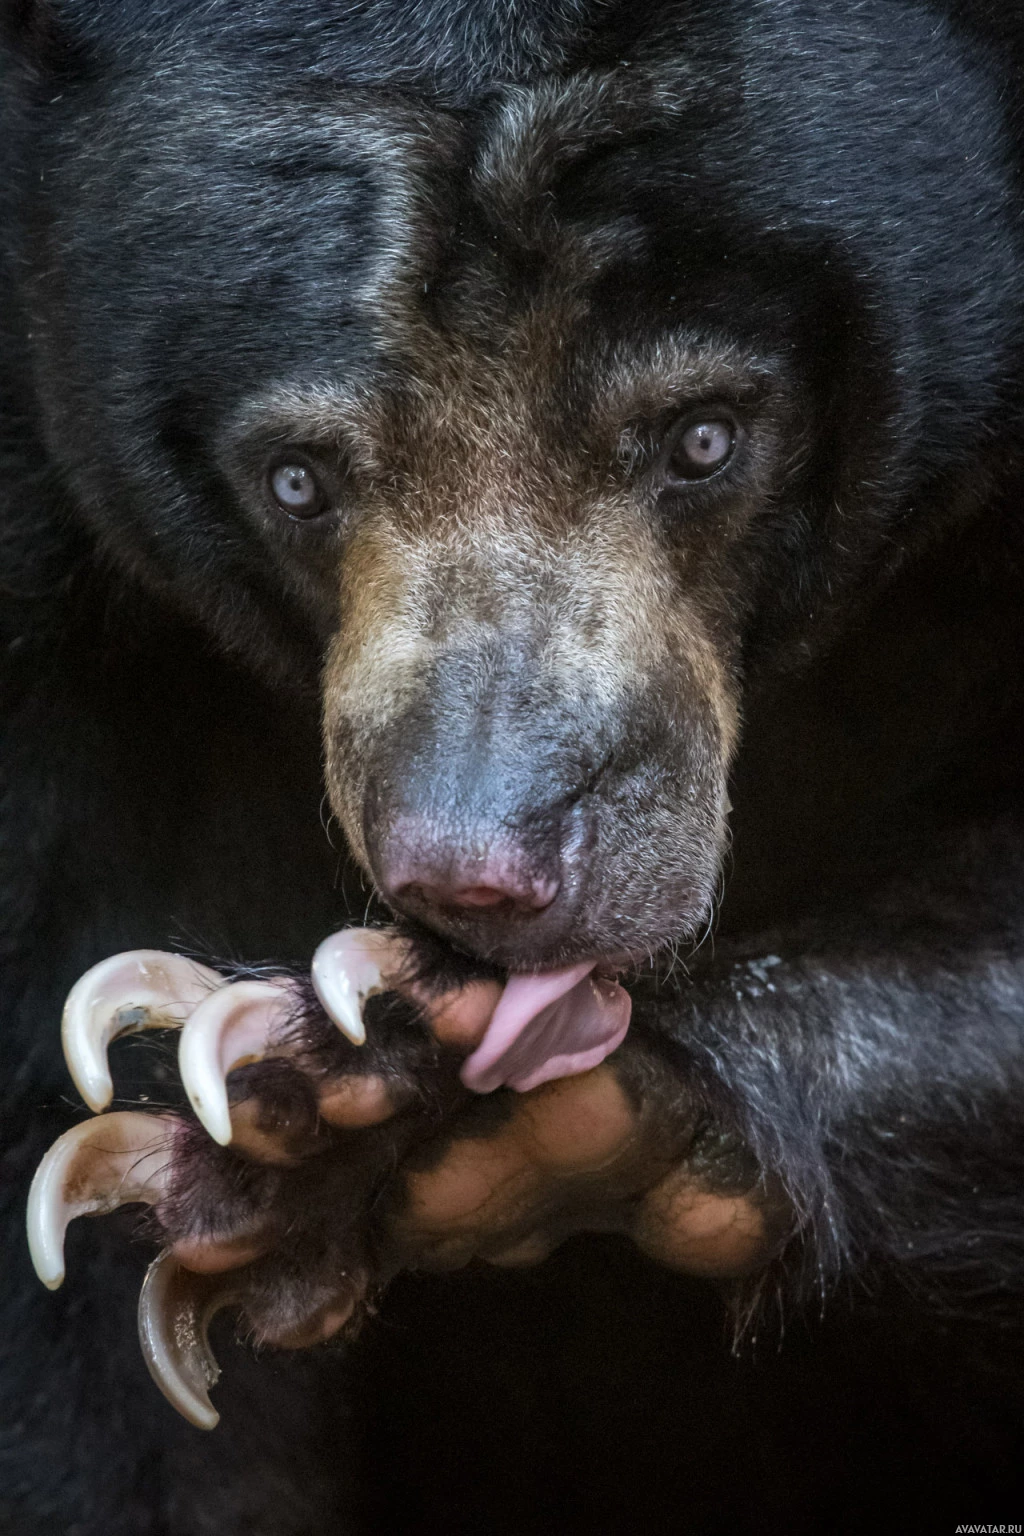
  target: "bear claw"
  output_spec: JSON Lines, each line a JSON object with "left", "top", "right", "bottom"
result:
{"left": 177, "top": 979, "right": 298, "bottom": 1146}
{"left": 137, "top": 1250, "right": 238, "bottom": 1430}
{"left": 58, "top": 930, "right": 408, "bottom": 1135}
{"left": 26, "top": 1111, "right": 173, "bottom": 1290}
{"left": 61, "top": 950, "right": 222, "bottom": 1113}
{"left": 311, "top": 927, "right": 402, "bottom": 1045}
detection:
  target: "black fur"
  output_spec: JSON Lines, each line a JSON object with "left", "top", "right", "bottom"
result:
{"left": 2, "top": 1, "right": 1024, "bottom": 1532}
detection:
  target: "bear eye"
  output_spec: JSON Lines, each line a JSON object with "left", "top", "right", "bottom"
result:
{"left": 664, "top": 417, "right": 736, "bottom": 484}
{"left": 267, "top": 461, "right": 326, "bottom": 518}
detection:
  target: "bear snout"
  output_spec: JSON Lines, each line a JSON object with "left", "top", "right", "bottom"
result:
{"left": 361, "top": 739, "right": 604, "bottom": 963}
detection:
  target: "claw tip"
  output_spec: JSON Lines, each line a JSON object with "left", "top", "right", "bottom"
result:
{"left": 26, "top": 1160, "right": 67, "bottom": 1292}
{"left": 185, "top": 1090, "right": 233, "bottom": 1148}
{"left": 80, "top": 1079, "right": 114, "bottom": 1116}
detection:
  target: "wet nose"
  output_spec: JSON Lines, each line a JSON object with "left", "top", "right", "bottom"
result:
{"left": 379, "top": 824, "right": 561, "bottom": 917}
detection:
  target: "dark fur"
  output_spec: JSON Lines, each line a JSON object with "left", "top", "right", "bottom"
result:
{"left": 2, "top": 0, "right": 1024, "bottom": 1531}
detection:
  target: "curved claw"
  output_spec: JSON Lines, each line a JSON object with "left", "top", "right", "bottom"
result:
{"left": 311, "top": 928, "right": 401, "bottom": 1046}
{"left": 177, "top": 980, "right": 295, "bottom": 1148}
{"left": 138, "top": 1250, "right": 240, "bottom": 1430}
{"left": 27, "top": 1111, "right": 172, "bottom": 1290}
{"left": 62, "top": 951, "right": 222, "bottom": 1113}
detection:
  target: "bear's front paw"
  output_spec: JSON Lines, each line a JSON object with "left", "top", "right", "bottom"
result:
{"left": 27, "top": 932, "right": 463, "bottom": 1427}
{"left": 27, "top": 939, "right": 785, "bottom": 1431}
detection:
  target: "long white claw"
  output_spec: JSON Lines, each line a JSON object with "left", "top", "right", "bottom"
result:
{"left": 311, "top": 928, "right": 400, "bottom": 1046}
{"left": 138, "top": 1250, "right": 239, "bottom": 1431}
{"left": 27, "top": 1112, "right": 172, "bottom": 1291}
{"left": 62, "top": 951, "right": 222, "bottom": 1114}
{"left": 177, "top": 980, "right": 294, "bottom": 1148}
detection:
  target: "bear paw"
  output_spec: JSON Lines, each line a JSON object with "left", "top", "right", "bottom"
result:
{"left": 27, "top": 932, "right": 462, "bottom": 1427}
{"left": 27, "top": 934, "right": 783, "bottom": 1431}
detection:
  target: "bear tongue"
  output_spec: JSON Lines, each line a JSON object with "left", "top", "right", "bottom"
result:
{"left": 460, "top": 962, "right": 632, "bottom": 1095}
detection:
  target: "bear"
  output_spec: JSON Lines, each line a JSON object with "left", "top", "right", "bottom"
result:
{"left": 2, "top": 0, "right": 1024, "bottom": 1531}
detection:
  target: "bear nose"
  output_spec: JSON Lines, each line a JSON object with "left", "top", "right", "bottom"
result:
{"left": 381, "top": 835, "right": 561, "bottom": 918}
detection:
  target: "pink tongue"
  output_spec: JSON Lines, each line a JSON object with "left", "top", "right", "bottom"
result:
{"left": 460, "top": 963, "right": 632, "bottom": 1095}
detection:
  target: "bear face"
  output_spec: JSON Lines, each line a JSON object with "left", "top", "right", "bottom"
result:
{"left": 23, "top": 16, "right": 1020, "bottom": 975}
